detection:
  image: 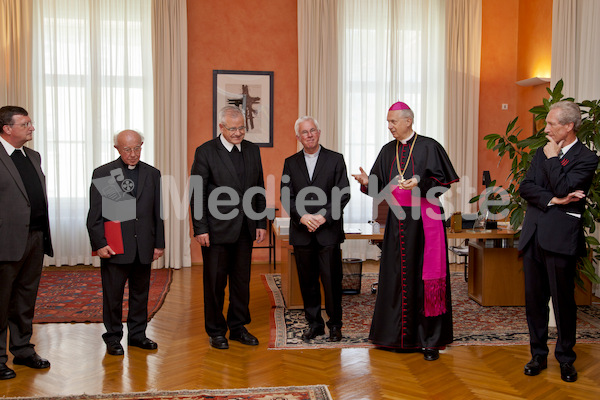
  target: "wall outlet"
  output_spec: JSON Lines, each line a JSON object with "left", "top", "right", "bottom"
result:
{"left": 501, "top": 104, "right": 508, "bottom": 110}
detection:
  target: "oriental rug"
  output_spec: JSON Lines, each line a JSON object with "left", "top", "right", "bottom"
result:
{"left": 2, "top": 385, "right": 332, "bottom": 400}
{"left": 262, "top": 272, "right": 600, "bottom": 349}
{"left": 33, "top": 268, "right": 172, "bottom": 323}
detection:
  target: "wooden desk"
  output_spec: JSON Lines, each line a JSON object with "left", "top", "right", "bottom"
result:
{"left": 274, "top": 223, "right": 382, "bottom": 309}
{"left": 446, "top": 229, "right": 524, "bottom": 306}
{"left": 275, "top": 224, "right": 526, "bottom": 308}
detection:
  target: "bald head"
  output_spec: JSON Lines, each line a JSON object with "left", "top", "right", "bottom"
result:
{"left": 114, "top": 129, "right": 144, "bottom": 166}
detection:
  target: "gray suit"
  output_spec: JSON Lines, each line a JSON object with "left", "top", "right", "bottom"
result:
{"left": 0, "top": 144, "right": 53, "bottom": 364}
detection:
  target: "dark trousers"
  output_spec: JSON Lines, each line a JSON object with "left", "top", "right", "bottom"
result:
{"left": 293, "top": 238, "right": 343, "bottom": 330}
{"left": 201, "top": 227, "right": 253, "bottom": 337}
{"left": 100, "top": 254, "right": 151, "bottom": 344}
{"left": 0, "top": 231, "right": 44, "bottom": 363}
{"left": 523, "top": 233, "right": 577, "bottom": 364}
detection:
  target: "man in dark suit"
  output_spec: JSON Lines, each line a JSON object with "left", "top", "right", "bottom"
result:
{"left": 87, "top": 129, "right": 165, "bottom": 356}
{"left": 518, "top": 101, "right": 599, "bottom": 383}
{"left": 0, "top": 106, "right": 53, "bottom": 380}
{"left": 281, "top": 116, "right": 350, "bottom": 342}
{"left": 190, "top": 105, "right": 267, "bottom": 349}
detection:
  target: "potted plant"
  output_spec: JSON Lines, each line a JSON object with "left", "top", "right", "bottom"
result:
{"left": 474, "top": 80, "right": 600, "bottom": 302}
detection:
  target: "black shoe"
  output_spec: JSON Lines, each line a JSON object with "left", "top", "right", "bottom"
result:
{"left": 106, "top": 341, "right": 125, "bottom": 356}
{"left": 423, "top": 348, "right": 439, "bottom": 361}
{"left": 329, "top": 326, "right": 342, "bottom": 342}
{"left": 301, "top": 326, "right": 325, "bottom": 341}
{"left": 560, "top": 362, "right": 577, "bottom": 382}
{"left": 13, "top": 353, "right": 51, "bottom": 369}
{"left": 524, "top": 355, "right": 547, "bottom": 376}
{"left": 128, "top": 337, "right": 158, "bottom": 350}
{"left": 230, "top": 330, "right": 259, "bottom": 346}
{"left": 0, "top": 363, "right": 16, "bottom": 380}
{"left": 209, "top": 335, "right": 229, "bottom": 349}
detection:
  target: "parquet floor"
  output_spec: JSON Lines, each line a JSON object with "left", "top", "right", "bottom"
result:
{"left": 1, "top": 263, "right": 600, "bottom": 399}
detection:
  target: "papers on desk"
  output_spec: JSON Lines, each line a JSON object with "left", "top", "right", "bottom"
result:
{"left": 345, "top": 227, "right": 362, "bottom": 234}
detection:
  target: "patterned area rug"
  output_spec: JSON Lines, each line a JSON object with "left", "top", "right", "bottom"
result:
{"left": 263, "top": 272, "right": 600, "bottom": 349}
{"left": 33, "top": 268, "right": 173, "bottom": 323}
{"left": 2, "top": 386, "right": 332, "bottom": 400}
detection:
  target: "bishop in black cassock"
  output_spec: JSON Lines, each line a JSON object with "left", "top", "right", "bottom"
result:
{"left": 354, "top": 101, "right": 458, "bottom": 361}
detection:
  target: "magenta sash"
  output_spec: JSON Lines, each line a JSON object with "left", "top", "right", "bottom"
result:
{"left": 392, "top": 186, "right": 447, "bottom": 317}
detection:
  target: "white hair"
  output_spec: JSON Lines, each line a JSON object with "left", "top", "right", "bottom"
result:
{"left": 294, "top": 116, "right": 320, "bottom": 137}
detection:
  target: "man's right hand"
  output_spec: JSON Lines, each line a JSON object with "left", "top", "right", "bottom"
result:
{"left": 352, "top": 167, "right": 369, "bottom": 186}
{"left": 551, "top": 190, "right": 586, "bottom": 205}
{"left": 195, "top": 233, "right": 210, "bottom": 247}
{"left": 97, "top": 245, "right": 116, "bottom": 258}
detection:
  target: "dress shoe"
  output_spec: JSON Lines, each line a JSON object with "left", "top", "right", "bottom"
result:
{"left": 560, "top": 362, "right": 577, "bottom": 382}
{"left": 209, "top": 335, "right": 229, "bottom": 349}
{"left": 329, "top": 326, "right": 342, "bottom": 342}
{"left": 423, "top": 348, "right": 439, "bottom": 361}
{"left": 0, "top": 363, "right": 16, "bottom": 380}
{"left": 13, "top": 353, "right": 50, "bottom": 369}
{"left": 524, "top": 355, "right": 547, "bottom": 376}
{"left": 230, "top": 330, "right": 259, "bottom": 346}
{"left": 301, "top": 326, "right": 325, "bottom": 341}
{"left": 106, "top": 341, "right": 125, "bottom": 356}
{"left": 128, "top": 337, "right": 158, "bottom": 350}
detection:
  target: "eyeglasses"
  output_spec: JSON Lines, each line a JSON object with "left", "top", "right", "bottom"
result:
{"left": 222, "top": 125, "right": 246, "bottom": 133}
{"left": 300, "top": 128, "right": 319, "bottom": 136}
{"left": 7, "top": 121, "right": 34, "bottom": 128}
{"left": 122, "top": 146, "right": 142, "bottom": 154}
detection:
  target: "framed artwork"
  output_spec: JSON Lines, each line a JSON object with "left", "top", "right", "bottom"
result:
{"left": 213, "top": 70, "right": 274, "bottom": 147}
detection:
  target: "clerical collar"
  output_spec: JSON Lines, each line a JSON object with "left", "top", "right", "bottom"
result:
{"left": 120, "top": 157, "right": 138, "bottom": 170}
{"left": 220, "top": 134, "right": 242, "bottom": 152}
{"left": 303, "top": 145, "right": 321, "bottom": 158}
{"left": 399, "top": 131, "right": 416, "bottom": 145}
{"left": 560, "top": 138, "right": 577, "bottom": 157}
{"left": 0, "top": 135, "right": 26, "bottom": 157}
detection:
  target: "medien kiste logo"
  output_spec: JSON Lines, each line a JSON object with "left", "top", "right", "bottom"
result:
{"left": 93, "top": 168, "right": 136, "bottom": 222}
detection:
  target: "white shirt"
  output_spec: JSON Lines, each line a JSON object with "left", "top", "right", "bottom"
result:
{"left": 219, "top": 134, "right": 242, "bottom": 152}
{"left": 560, "top": 138, "right": 577, "bottom": 158}
{"left": 303, "top": 145, "right": 321, "bottom": 181}
{"left": 0, "top": 135, "right": 26, "bottom": 157}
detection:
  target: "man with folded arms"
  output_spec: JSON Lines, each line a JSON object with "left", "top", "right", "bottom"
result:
{"left": 519, "top": 101, "right": 599, "bottom": 382}
{"left": 87, "top": 129, "right": 164, "bottom": 356}
{"left": 0, "top": 106, "right": 53, "bottom": 379}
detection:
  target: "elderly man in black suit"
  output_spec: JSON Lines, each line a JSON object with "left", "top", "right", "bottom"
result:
{"left": 190, "top": 105, "right": 267, "bottom": 350}
{"left": 0, "top": 106, "right": 53, "bottom": 380}
{"left": 281, "top": 116, "right": 350, "bottom": 342}
{"left": 519, "top": 101, "right": 599, "bottom": 382}
{"left": 87, "top": 129, "right": 165, "bottom": 356}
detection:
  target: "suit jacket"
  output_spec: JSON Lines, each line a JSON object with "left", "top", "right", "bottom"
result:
{"left": 518, "top": 141, "right": 599, "bottom": 256}
{"left": 0, "top": 145, "right": 53, "bottom": 261}
{"left": 190, "top": 137, "right": 266, "bottom": 244}
{"left": 281, "top": 147, "right": 350, "bottom": 247}
{"left": 87, "top": 158, "right": 165, "bottom": 265}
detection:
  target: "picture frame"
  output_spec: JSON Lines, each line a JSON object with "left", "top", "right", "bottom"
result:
{"left": 213, "top": 70, "right": 274, "bottom": 147}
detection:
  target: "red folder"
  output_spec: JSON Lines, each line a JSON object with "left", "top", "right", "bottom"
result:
{"left": 92, "top": 221, "right": 124, "bottom": 256}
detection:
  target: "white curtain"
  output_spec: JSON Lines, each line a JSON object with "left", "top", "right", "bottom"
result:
{"left": 31, "top": 0, "right": 154, "bottom": 266}
{"left": 152, "top": 0, "right": 191, "bottom": 269}
{"left": 298, "top": 0, "right": 446, "bottom": 259}
{"left": 338, "top": 0, "right": 446, "bottom": 227}
{"left": 552, "top": 0, "right": 600, "bottom": 295}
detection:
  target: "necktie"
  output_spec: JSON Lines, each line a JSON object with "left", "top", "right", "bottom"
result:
{"left": 558, "top": 149, "right": 564, "bottom": 159}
